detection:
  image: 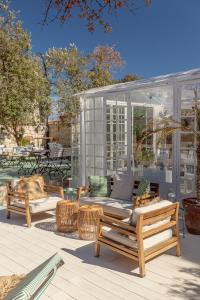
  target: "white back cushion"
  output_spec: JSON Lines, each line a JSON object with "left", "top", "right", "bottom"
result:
{"left": 130, "top": 200, "right": 173, "bottom": 225}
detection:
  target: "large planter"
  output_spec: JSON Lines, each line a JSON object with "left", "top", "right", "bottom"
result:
{"left": 183, "top": 198, "right": 200, "bottom": 235}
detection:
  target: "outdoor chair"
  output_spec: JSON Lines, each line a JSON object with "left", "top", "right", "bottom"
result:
{"left": 37, "top": 149, "right": 63, "bottom": 176}
{"left": 6, "top": 175, "right": 64, "bottom": 227}
{"left": 1, "top": 253, "right": 64, "bottom": 300}
{"left": 37, "top": 148, "right": 71, "bottom": 180}
{"left": 95, "top": 201, "right": 180, "bottom": 277}
{"left": 0, "top": 151, "right": 20, "bottom": 168}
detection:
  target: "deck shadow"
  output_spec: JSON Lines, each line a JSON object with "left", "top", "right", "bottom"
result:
{"left": 61, "top": 243, "right": 140, "bottom": 277}
{"left": 169, "top": 267, "right": 200, "bottom": 300}
{"left": 0, "top": 207, "right": 54, "bottom": 228}
{"left": 35, "top": 221, "right": 80, "bottom": 240}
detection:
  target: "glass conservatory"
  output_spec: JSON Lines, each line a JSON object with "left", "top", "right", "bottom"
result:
{"left": 71, "top": 68, "right": 200, "bottom": 199}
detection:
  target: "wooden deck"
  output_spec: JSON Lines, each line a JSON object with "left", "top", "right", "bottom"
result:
{"left": 0, "top": 207, "right": 199, "bottom": 300}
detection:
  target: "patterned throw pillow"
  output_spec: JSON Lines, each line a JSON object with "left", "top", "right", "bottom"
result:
{"left": 89, "top": 176, "right": 111, "bottom": 197}
{"left": 16, "top": 175, "right": 47, "bottom": 200}
{"left": 136, "top": 180, "right": 150, "bottom": 196}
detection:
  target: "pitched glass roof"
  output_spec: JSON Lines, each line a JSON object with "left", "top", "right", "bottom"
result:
{"left": 76, "top": 68, "right": 200, "bottom": 96}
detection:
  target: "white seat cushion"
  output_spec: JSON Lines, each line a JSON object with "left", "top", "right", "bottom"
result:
{"left": 102, "top": 227, "right": 172, "bottom": 250}
{"left": 80, "top": 196, "right": 132, "bottom": 219}
{"left": 14, "top": 196, "right": 62, "bottom": 213}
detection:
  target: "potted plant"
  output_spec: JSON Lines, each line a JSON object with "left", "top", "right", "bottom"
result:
{"left": 136, "top": 90, "right": 200, "bottom": 234}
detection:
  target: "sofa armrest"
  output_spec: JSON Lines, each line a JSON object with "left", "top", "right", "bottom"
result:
{"left": 78, "top": 186, "right": 90, "bottom": 193}
{"left": 77, "top": 186, "right": 90, "bottom": 201}
{"left": 133, "top": 192, "right": 159, "bottom": 208}
{"left": 44, "top": 185, "right": 64, "bottom": 198}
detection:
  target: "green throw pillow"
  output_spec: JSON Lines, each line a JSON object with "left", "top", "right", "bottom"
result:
{"left": 89, "top": 176, "right": 111, "bottom": 197}
{"left": 137, "top": 180, "right": 150, "bottom": 196}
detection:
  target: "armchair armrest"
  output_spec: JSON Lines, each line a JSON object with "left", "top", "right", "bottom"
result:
{"left": 44, "top": 185, "right": 64, "bottom": 198}
{"left": 99, "top": 214, "right": 136, "bottom": 237}
{"left": 7, "top": 190, "right": 30, "bottom": 209}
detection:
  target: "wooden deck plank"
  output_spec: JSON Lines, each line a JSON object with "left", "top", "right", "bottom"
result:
{"left": 0, "top": 208, "right": 199, "bottom": 300}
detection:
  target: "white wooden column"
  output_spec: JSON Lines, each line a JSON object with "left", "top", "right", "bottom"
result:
{"left": 80, "top": 96, "right": 86, "bottom": 185}
{"left": 127, "top": 92, "right": 132, "bottom": 174}
{"left": 172, "top": 84, "right": 181, "bottom": 199}
{"left": 103, "top": 96, "right": 107, "bottom": 175}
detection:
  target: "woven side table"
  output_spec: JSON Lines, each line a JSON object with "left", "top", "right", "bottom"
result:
{"left": 56, "top": 200, "right": 79, "bottom": 233}
{"left": 78, "top": 205, "right": 103, "bottom": 240}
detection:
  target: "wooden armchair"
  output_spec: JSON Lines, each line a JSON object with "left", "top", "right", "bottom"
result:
{"left": 95, "top": 202, "right": 180, "bottom": 277}
{"left": 6, "top": 183, "right": 64, "bottom": 227}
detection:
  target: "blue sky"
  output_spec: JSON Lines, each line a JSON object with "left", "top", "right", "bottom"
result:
{"left": 11, "top": 0, "right": 200, "bottom": 79}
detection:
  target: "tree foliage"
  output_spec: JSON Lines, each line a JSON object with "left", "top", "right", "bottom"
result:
{"left": 45, "top": 44, "right": 126, "bottom": 120}
{"left": 119, "top": 73, "right": 140, "bottom": 82}
{"left": 0, "top": 1, "right": 51, "bottom": 145}
{"left": 87, "top": 45, "right": 124, "bottom": 88}
{"left": 42, "top": 0, "right": 152, "bottom": 32}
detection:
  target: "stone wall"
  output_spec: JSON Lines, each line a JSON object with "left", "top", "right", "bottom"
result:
{"left": 48, "top": 121, "right": 71, "bottom": 147}
{"left": 0, "top": 125, "right": 46, "bottom": 148}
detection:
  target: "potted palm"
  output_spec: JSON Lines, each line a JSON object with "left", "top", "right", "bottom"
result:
{"left": 136, "top": 90, "right": 200, "bottom": 234}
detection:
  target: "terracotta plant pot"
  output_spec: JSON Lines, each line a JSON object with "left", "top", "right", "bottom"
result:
{"left": 183, "top": 198, "right": 200, "bottom": 235}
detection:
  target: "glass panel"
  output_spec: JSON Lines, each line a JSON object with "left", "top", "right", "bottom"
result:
{"left": 94, "top": 97, "right": 103, "bottom": 109}
{"left": 180, "top": 83, "right": 198, "bottom": 196}
{"left": 95, "top": 145, "right": 104, "bottom": 157}
{"left": 94, "top": 121, "right": 104, "bottom": 133}
{"left": 85, "top": 122, "right": 93, "bottom": 132}
{"left": 84, "top": 96, "right": 105, "bottom": 178}
{"left": 71, "top": 117, "right": 80, "bottom": 186}
{"left": 85, "top": 98, "right": 94, "bottom": 109}
{"left": 181, "top": 133, "right": 194, "bottom": 148}
{"left": 180, "top": 178, "right": 194, "bottom": 194}
{"left": 131, "top": 86, "right": 173, "bottom": 198}
{"left": 106, "top": 96, "right": 128, "bottom": 173}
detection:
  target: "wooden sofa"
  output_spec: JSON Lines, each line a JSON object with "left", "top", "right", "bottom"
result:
{"left": 6, "top": 182, "right": 64, "bottom": 227}
{"left": 78, "top": 180, "right": 160, "bottom": 220}
{"left": 95, "top": 201, "right": 180, "bottom": 277}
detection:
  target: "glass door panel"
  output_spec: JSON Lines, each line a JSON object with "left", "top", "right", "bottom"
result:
{"left": 130, "top": 86, "right": 174, "bottom": 198}
{"left": 106, "top": 97, "right": 128, "bottom": 174}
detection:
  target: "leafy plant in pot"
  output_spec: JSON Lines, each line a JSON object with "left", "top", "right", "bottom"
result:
{"left": 135, "top": 91, "right": 200, "bottom": 235}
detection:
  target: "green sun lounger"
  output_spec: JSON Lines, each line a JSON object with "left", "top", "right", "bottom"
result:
{"left": 5, "top": 253, "right": 64, "bottom": 300}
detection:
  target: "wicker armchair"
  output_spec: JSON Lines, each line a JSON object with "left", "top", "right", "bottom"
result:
{"left": 6, "top": 182, "right": 64, "bottom": 227}
{"left": 95, "top": 202, "right": 180, "bottom": 277}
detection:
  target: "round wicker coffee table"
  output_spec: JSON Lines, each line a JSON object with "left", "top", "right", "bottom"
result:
{"left": 78, "top": 205, "right": 103, "bottom": 240}
{"left": 56, "top": 200, "right": 79, "bottom": 233}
